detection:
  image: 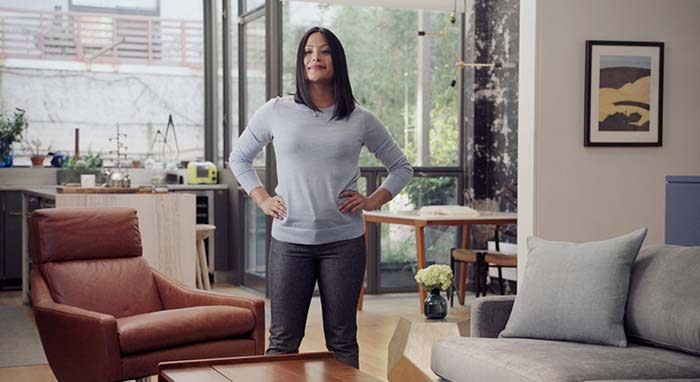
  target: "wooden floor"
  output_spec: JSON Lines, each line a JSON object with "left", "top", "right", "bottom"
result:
{"left": 0, "top": 286, "right": 474, "bottom": 382}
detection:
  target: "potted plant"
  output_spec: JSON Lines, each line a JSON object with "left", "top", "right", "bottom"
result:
{"left": 22, "top": 137, "right": 52, "bottom": 167}
{"left": 415, "top": 264, "right": 454, "bottom": 319}
{"left": 0, "top": 108, "right": 28, "bottom": 167}
{"left": 58, "top": 151, "right": 105, "bottom": 185}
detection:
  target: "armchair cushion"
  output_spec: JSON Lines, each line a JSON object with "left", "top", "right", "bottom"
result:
{"left": 30, "top": 208, "right": 142, "bottom": 263}
{"left": 117, "top": 306, "right": 256, "bottom": 354}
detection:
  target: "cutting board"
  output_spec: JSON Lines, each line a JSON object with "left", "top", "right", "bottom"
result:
{"left": 57, "top": 187, "right": 152, "bottom": 194}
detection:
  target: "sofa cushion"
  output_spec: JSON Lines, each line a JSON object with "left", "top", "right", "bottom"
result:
{"left": 626, "top": 245, "right": 700, "bottom": 356}
{"left": 499, "top": 228, "right": 647, "bottom": 346}
{"left": 117, "top": 306, "right": 255, "bottom": 354}
{"left": 431, "top": 337, "right": 700, "bottom": 382}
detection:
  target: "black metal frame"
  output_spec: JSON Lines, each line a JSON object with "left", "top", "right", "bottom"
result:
{"left": 584, "top": 40, "right": 664, "bottom": 147}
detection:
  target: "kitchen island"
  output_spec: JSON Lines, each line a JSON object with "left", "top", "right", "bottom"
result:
{"left": 18, "top": 187, "right": 197, "bottom": 303}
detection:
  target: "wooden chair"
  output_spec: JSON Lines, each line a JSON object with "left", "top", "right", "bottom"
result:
{"left": 449, "top": 226, "right": 515, "bottom": 305}
{"left": 484, "top": 252, "right": 517, "bottom": 295}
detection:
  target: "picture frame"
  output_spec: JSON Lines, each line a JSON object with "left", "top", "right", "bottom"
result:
{"left": 584, "top": 40, "right": 664, "bottom": 146}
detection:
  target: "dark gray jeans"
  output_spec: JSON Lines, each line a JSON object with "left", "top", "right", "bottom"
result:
{"left": 266, "top": 235, "right": 366, "bottom": 369}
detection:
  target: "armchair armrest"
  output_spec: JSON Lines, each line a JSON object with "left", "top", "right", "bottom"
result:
{"left": 30, "top": 270, "right": 122, "bottom": 382}
{"left": 152, "top": 270, "right": 265, "bottom": 355}
{"left": 470, "top": 295, "right": 516, "bottom": 338}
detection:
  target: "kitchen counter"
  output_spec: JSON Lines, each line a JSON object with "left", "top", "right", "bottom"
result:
{"left": 0, "top": 184, "right": 228, "bottom": 200}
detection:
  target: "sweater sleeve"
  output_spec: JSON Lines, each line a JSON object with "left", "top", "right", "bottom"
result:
{"left": 362, "top": 109, "right": 414, "bottom": 197}
{"left": 228, "top": 98, "right": 276, "bottom": 194}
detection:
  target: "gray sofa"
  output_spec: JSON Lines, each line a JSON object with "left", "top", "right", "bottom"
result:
{"left": 431, "top": 245, "right": 700, "bottom": 382}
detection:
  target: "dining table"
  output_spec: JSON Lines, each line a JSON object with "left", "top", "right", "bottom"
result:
{"left": 360, "top": 209, "right": 517, "bottom": 312}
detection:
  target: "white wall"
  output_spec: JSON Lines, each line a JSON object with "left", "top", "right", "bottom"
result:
{"left": 519, "top": 0, "right": 700, "bottom": 274}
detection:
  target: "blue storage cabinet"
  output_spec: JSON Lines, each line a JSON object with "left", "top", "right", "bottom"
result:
{"left": 666, "top": 176, "right": 700, "bottom": 246}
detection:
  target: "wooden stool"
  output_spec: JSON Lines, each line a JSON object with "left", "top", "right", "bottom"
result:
{"left": 195, "top": 224, "right": 215, "bottom": 290}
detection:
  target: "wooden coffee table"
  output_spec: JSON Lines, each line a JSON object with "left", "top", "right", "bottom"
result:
{"left": 158, "top": 352, "right": 382, "bottom": 382}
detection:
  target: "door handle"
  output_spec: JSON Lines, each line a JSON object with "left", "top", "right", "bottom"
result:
{"left": 8, "top": 212, "right": 22, "bottom": 217}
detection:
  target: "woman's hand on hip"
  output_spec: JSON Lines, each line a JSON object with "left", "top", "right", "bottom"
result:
{"left": 338, "top": 190, "right": 378, "bottom": 213}
{"left": 259, "top": 195, "right": 287, "bottom": 220}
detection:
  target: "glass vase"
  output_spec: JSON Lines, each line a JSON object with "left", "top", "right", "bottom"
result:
{"left": 424, "top": 288, "right": 448, "bottom": 319}
{"left": 0, "top": 141, "right": 13, "bottom": 168}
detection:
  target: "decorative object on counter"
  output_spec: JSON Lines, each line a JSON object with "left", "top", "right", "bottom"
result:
{"left": 57, "top": 151, "right": 104, "bottom": 185}
{"left": 105, "top": 123, "right": 130, "bottom": 188}
{"left": 73, "top": 128, "right": 80, "bottom": 159}
{"left": 103, "top": 169, "right": 131, "bottom": 188}
{"left": 49, "top": 151, "right": 68, "bottom": 168}
{"left": 108, "top": 123, "right": 128, "bottom": 168}
{"left": 22, "top": 137, "right": 52, "bottom": 168}
{"left": 149, "top": 114, "right": 181, "bottom": 169}
{"left": 186, "top": 161, "right": 218, "bottom": 184}
{"left": 0, "top": 108, "right": 28, "bottom": 168}
{"left": 80, "top": 174, "right": 96, "bottom": 188}
{"left": 415, "top": 264, "right": 453, "bottom": 319}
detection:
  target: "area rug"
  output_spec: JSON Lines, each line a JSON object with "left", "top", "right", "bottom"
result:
{"left": 0, "top": 306, "right": 47, "bottom": 367}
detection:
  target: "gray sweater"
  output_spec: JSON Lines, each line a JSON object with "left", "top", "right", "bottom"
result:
{"left": 229, "top": 96, "right": 413, "bottom": 245}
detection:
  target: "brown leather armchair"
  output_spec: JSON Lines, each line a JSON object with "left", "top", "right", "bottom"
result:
{"left": 29, "top": 207, "right": 265, "bottom": 382}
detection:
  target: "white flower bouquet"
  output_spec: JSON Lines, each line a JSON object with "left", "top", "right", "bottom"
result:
{"left": 414, "top": 264, "right": 454, "bottom": 291}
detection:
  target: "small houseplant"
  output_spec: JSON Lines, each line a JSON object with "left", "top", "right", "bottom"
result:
{"left": 415, "top": 264, "right": 454, "bottom": 319}
{"left": 0, "top": 108, "right": 28, "bottom": 167}
{"left": 58, "top": 151, "right": 104, "bottom": 185}
{"left": 22, "top": 137, "right": 52, "bottom": 167}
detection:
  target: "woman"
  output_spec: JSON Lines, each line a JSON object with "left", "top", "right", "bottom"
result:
{"left": 229, "top": 26, "right": 413, "bottom": 369}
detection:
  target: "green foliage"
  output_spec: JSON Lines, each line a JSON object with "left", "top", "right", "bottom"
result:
{"left": 63, "top": 151, "right": 103, "bottom": 171}
{"left": 382, "top": 237, "right": 414, "bottom": 264}
{"left": 403, "top": 177, "right": 457, "bottom": 207}
{"left": 282, "top": 5, "right": 460, "bottom": 167}
{"left": 0, "top": 108, "right": 28, "bottom": 161}
{"left": 22, "top": 137, "right": 52, "bottom": 156}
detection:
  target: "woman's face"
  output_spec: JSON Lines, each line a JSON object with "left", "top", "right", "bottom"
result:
{"left": 303, "top": 32, "right": 334, "bottom": 83}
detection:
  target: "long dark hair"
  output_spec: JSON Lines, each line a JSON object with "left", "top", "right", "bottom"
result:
{"left": 294, "top": 27, "right": 356, "bottom": 120}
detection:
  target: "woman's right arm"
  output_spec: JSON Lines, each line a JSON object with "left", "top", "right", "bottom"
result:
{"left": 228, "top": 99, "right": 287, "bottom": 219}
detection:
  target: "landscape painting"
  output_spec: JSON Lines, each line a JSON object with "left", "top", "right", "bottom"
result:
{"left": 585, "top": 41, "right": 664, "bottom": 146}
{"left": 598, "top": 55, "right": 650, "bottom": 131}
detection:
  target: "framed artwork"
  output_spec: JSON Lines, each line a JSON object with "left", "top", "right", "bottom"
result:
{"left": 584, "top": 40, "right": 664, "bottom": 146}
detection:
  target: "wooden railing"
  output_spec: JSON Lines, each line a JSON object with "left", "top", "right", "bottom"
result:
{"left": 0, "top": 8, "right": 203, "bottom": 69}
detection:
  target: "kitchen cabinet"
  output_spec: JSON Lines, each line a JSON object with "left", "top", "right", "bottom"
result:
{"left": 1, "top": 191, "right": 23, "bottom": 289}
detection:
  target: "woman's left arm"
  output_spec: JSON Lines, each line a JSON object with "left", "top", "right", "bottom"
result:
{"left": 340, "top": 110, "right": 413, "bottom": 213}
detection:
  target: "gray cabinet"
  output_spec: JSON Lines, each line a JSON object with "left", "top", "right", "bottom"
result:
{"left": 1, "top": 191, "right": 23, "bottom": 289}
{"left": 666, "top": 176, "right": 700, "bottom": 246}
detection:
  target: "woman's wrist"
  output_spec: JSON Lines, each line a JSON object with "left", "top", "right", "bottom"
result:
{"left": 249, "top": 186, "right": 271, "bottom": 207}
{"left": 366, "top": 188, "right": 392, "bottom": 211}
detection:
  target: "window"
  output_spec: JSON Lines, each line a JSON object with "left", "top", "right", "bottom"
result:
{"left": 0, "top": 2, "right": 205, "bottom": 166}
{"left": 282, "top": 2, "right": 460, "bottom": 168}
{"left": 282, "top": 1, "right": 462, "bottom": 291}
